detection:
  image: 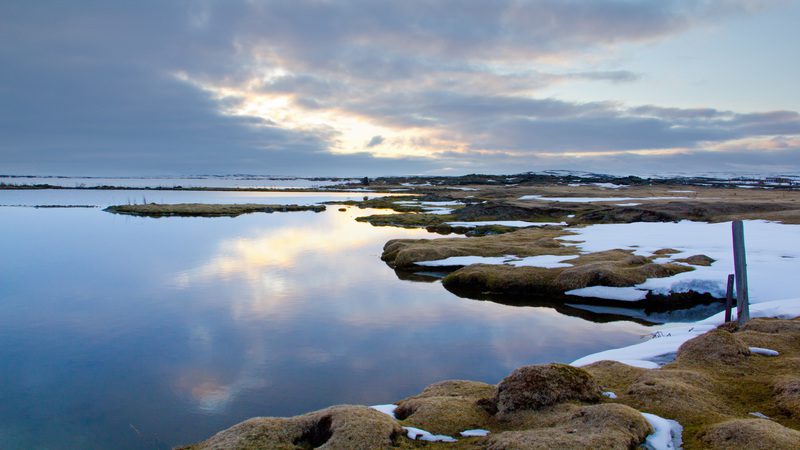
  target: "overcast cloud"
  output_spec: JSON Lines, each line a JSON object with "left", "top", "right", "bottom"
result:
{"left": 0, "top": 0, "right": 797, "bottom": 176}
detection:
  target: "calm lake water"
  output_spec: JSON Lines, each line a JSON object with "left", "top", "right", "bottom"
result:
{"left": 0, "top": 189, "right": 649, "bottom": 449}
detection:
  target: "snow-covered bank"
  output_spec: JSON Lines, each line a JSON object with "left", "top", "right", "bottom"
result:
{"left": 417, "top": 254, "right": 574, "bottom": 269}
{"left": 520, "top": 195, "right": 689, "bottom": 202}
{"left": 571, "top": 298, "right": 800, "bottom": 368}
{"left": 641, "top": 412, "right": 683, "bottom": 450}
{"left": 446, "top": 220, "right": 567, "bottom": 228}
{"left": 562, "top": 220, "right": 800, "bottom": 302}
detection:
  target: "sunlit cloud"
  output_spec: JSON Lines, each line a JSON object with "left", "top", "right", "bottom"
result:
{"left": 1, "top": 0, "right": 798, "bottom": 175}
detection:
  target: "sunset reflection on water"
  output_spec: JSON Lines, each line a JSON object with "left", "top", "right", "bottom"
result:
{"left": 0, "top": 197, "right": 647, "bottom": 449}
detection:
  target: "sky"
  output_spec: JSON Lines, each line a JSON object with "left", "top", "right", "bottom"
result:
{"left": 1, "top": 0, "right": 799, "bottom": 177}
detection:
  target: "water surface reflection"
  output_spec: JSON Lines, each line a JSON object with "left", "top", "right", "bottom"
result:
{"left": 0, "top": 198, "right": 649, "bottom": 449}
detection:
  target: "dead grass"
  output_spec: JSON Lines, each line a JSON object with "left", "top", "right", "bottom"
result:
{"left": 384, "top": 228, "right": 699, "bottom": 298}
{"left": 584, "top": 317, "right": 800, "bottom": 448}
{"left": 495, "top": 364, "right": 600, "bottom": 414}
{"left": 178, "top": 405, "right": 404, "bottom": 450}
{"left": 438, "top": 248, "right": 692, "bottom": 296}
{"left": 774, "top": 377, "right": 800, "bottom": 417}
{"left": 674, "top": 328, "right": 752, "bottom": 367}
{"left": 697, "top": 419, "right": 800, "bottom": 449}
{"left": 394, "top": 380, "right": 496, "bottom": 436}
{"left": 484, "top": 403, "right": 651, "bottom": 450}
{"left": 357, "top": 213, "right": 453, "bottom": 228}
{"left": 382, "top": 228, "right": 574, "bottom": 268}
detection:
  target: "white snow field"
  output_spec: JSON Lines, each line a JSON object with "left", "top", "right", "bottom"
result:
{"left": 417, "top": 254, "right": 575, "bottom": 269}
{"left": 445, "top": 220, "right": 566, "bottom": 228}
{"left": 519, "top": 195, "right": 689, "bottom": 202}
{"left": 561, "top": 220, "right": 800, "bottom": 302}
{"left": 572, "top": 298, "right": 800, "bottom": 368}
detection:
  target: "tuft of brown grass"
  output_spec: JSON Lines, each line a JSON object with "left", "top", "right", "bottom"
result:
{"left": 394, "top": 380, "right": 496, "bottom": 436}
{"left": 774, "top": 377, "right": 800, "bottom": 417}
{"left": 177, "top": 405, "right": 404, "bottom": 450}
{"left": 382, "top": 227, "right": 574, "bottom": 268}
{"left": 697, "top": 419, "right": 800, "bottom": 449}
{"left": 484, "top": 403, "right": 651, "bottom": 450}
{"left": 674, "top": 329, "right": 751, "bottom": 367}
{"left": 495, "top": 364, "right": 601, "bottom": 414}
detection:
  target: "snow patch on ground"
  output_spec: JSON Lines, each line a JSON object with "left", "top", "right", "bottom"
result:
{"left": 641, "top": 412, "right": 683, "bottom": 450}
{"left": 460, "top": 429, "right": 490, "bottom": 437}
{"left": 561, "top": 220, "right": 800, "bottom": 302}
{"left": 370, "top": 404, "right": 397, "bottom": 418}
{"left": 749, "top": 347, "right": 779, "bottom": 356}
{"left": 572, "top": 298, "right": 800, "bottom": 368}
{"left": 615, "top": 202, "right": 641, "bottom": 206}
{"left": 417, "top": 254, "right": 574, "bottom": 269}
{"left": 520, "top": 195, "right": 688, "bottom": 202}
{"left": 395, "top": 200, "right": 463, "bottom": 214}
{"left": 566, "top": 286, "right": 649, "bottom": 302}
{"left": 568, "top": 183, "right": 627, "bottom": 189}
{"left": 404, "top": 427, "right": 457, "bottom": 442}
{"left": 446, "top": 221, "right": 567, "bottom": 228}
{"left": 602, "top": 391, "right": 618, "bottom": 399}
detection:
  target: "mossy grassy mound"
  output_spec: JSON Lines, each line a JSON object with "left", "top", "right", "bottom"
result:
{"left": 583, "top": 317, "right": 800, "bottom": 448}
{"left": 495, "top": 364, "right": 601, "bottom": 414}
{"left": 332, "top": 196, "right": 424, "bottom": 213}
{"left": 440, "top": 250, "right": 692, "bottom": 297}
{"left": 674, "top": 328, "right": 752, "bottom": 367}
{"left": 697, "top": 418, "right": 800, "bottom": 449}
{"left": 357, "top": 213, "right": 454, "bottom": 228}
{"left": 484, "top": 403, "right": 651, "bottom": 450}
{"left": 383, "top": 227, "right": 701, "bottom": 301}
{"left": 178, "top": 405, "right": 404, "bottom": 450}
{"left": 774, "top": 377, "right": 800, "bottom": 417}
{"left": 104, "top": 203, "right": 325, "bottom": 217}
{"left": 382, "top": 228, "right": 573, "bottom": 268}
{"left": 394, "top": 381, "right": 497, "bottom": 436}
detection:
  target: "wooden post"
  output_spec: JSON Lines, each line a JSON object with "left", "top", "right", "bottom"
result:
{"left": 732, "top": 220, "right": 750, "bottom": 324}
{"left": 724, "top": 274, "right": 735, "bottom": 323}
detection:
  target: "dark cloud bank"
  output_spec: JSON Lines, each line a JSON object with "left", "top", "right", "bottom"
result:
{"left": 0, "top": 0, "right": 797, "bottom": 176}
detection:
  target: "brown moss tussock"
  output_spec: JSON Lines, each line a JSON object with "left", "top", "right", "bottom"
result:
{"left": 394, "top": 380, "right": 496, "bottom": 435}
{"left": 676, "top": 254, "right": 716, "bottom": 266}
{"left": 179, "top": 405, "right": 403, "bottom": 450}
{"left": 440, "top": 250, "right": 692, "bottom": 296}
{"left": 485, "top": 404, "right": 651, "bottom": 450}
{"left": 382, "top": 228, "right": 574, "bottom": 268}
{"left": 675, "top": 329, "right": 752, "bottom": 366}
{"left": 774, "top": 377, "right": 800, "bottom": 417}
{"left": 496, "top": 364, "right": 601, "bottom": 413}
{"left": 697, "top": 419, "right": 800, "bottom": 449}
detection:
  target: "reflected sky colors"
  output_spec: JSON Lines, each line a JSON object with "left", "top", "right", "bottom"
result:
{"left": 0, "top": 191, "right": 648, "bottom": 449}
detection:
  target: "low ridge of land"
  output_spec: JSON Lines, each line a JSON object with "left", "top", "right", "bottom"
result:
{"left": 104, "top": 203, "right": 325, "bottom": 217}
